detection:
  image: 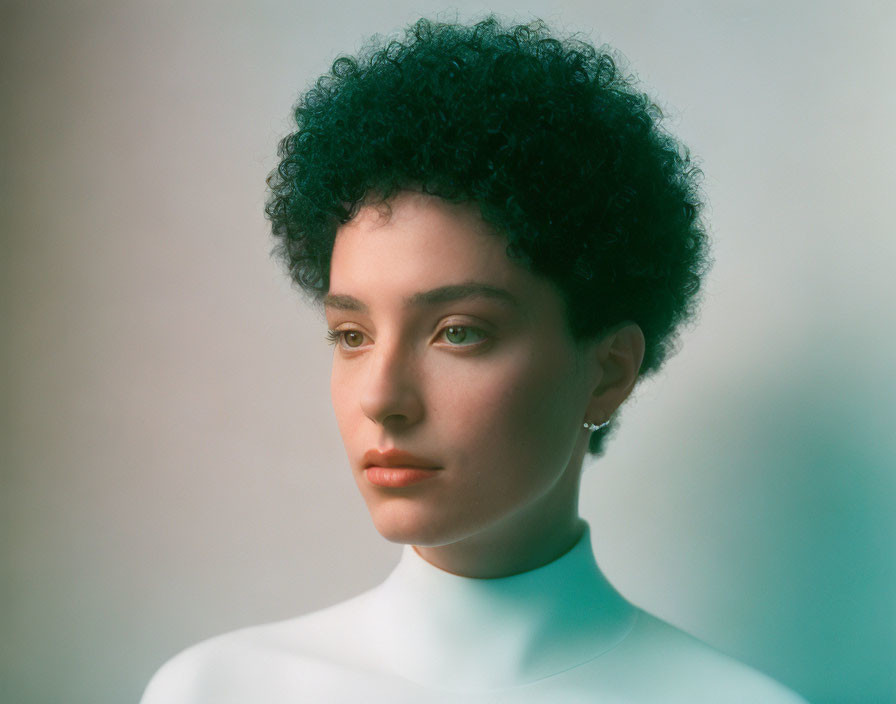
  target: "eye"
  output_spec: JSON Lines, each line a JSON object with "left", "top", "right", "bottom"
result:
{"left": 439, "top": 325, "right": 487, "bottom": 346}
{"left": 326, "top": 329, "right": 367, "bottom": 349}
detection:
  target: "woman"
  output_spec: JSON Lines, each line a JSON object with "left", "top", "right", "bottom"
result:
{"left": 142, "top": 16, "right": 806, "bottom": 703}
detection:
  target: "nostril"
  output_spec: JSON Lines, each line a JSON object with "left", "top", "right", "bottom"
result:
{"left": 360, "top": 371, "right": 423, "bottom": 427}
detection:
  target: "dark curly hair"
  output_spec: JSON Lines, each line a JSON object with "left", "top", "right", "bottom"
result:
{"left": 265, "top": 15, "right": 709, "bottom": 454}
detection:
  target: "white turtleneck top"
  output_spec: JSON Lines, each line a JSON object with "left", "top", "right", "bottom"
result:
{"left": 141, "top": 525, "right": 806, "bottom": 703}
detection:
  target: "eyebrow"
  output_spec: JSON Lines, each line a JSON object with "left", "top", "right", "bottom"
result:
{"left": 323, "top": 282, "right": 521, "bottom": 313}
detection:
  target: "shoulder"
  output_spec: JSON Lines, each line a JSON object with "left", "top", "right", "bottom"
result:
{"left": 140, "top": 592, "right": 379, "bottom": 704}
{"left": 140, "top": 636, "right": 225, "bottom": 704}
{"left": 595, "top": 609, "right": 807, "bottom": 703}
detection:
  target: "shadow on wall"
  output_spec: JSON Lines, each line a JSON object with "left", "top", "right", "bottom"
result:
{"left": 698, "top": 350, "right": 896, "bottom": 703}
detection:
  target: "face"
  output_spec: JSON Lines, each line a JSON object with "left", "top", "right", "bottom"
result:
{"left": 325, "top": 191, "right": 599, "bottom": 551}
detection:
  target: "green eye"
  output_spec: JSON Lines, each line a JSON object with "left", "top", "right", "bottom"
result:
{"left": 442, "top": 326, "right": 485, "bottom": 346}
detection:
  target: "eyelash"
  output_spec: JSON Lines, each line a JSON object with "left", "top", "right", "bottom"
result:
{"left": 325, "top": 325, "right": 488, "bottom": 350}
{"left": 325, "top": 328, "right": 358, "bottom": 347}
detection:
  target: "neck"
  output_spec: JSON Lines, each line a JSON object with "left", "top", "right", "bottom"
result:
{"left": 370, "top": 520, "right": 638, "bottom": 690}
{"left": 414, "top": 513, "right": 587, "bottom": 579}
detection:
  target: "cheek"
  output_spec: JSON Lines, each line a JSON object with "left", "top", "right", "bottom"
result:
{"left": 433, "top": 349, "right": 580, "bottom": 467}
{"left": 330, "top": 363, "right": 356, "bottom": 434}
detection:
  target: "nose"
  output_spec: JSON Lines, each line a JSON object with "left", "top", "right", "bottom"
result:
{"left": 359, "top": 338, "right": 424, "bottom": 429}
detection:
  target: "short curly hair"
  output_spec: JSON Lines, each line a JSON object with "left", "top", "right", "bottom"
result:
{"left": 265, "top": 15, "right": 709, "bottom": 454}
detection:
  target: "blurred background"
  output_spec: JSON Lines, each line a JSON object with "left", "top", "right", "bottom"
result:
{"left": 3, "top": 1, "right": 894, "bottom": 702}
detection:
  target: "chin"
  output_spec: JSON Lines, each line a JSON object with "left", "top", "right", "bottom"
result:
{"left": 367, "top": 500, "right": 469, "bottom": 547}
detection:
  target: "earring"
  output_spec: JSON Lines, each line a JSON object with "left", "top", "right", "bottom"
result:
{"left": 583, "top": 420, "right": 610, "bottom": 431}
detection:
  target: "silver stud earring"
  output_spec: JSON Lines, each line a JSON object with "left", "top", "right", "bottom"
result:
{"left": 583, "top": 420, "right": 610, "bottom": 431}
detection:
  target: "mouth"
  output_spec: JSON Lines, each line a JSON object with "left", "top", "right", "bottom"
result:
{"left": 362, "top": 448, "right": 440, "bottom": 469}
{"left": 364, "top": 467, "right": 440, "bottom": 488}
{"left": 362, "top": 449, "right": 441, "bottom": 488}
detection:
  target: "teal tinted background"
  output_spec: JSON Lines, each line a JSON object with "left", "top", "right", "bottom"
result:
{"left": 3, "top": 1, "right": 893, "bottom": 702}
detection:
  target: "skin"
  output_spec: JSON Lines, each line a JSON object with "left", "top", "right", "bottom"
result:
{"left": 325, "top": 190, "right": 644, "bottom": 578}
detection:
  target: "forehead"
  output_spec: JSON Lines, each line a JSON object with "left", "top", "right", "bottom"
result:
{"left": 333, "top": 191, "right": 511, "bottom": 267}
{"left": 328, "top": 191, "right": 545, "bottom": 298}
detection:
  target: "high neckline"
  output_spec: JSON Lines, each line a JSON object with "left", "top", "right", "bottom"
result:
{"left": 364, "top": 523, "right": 639, "bottom": 691}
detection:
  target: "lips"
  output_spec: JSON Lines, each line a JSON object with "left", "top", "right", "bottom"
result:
{"left": 362, "top": 448, "right": 440, "bottom": 470}
{"left": 362, "top": 449, "right": 441, "bottom": 488}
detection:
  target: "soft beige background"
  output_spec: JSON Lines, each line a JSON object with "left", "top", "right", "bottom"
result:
{"left": 3, "top": 1, "right": 894, "bottom": 702}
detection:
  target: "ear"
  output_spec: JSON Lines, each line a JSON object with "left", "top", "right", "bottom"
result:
{"left": 583, "top": 322, "right": 646, "bottom": 426}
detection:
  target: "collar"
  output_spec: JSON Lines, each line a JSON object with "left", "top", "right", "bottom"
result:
{"left": 364, "top": 523, "right": 639, "bottom": 691}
